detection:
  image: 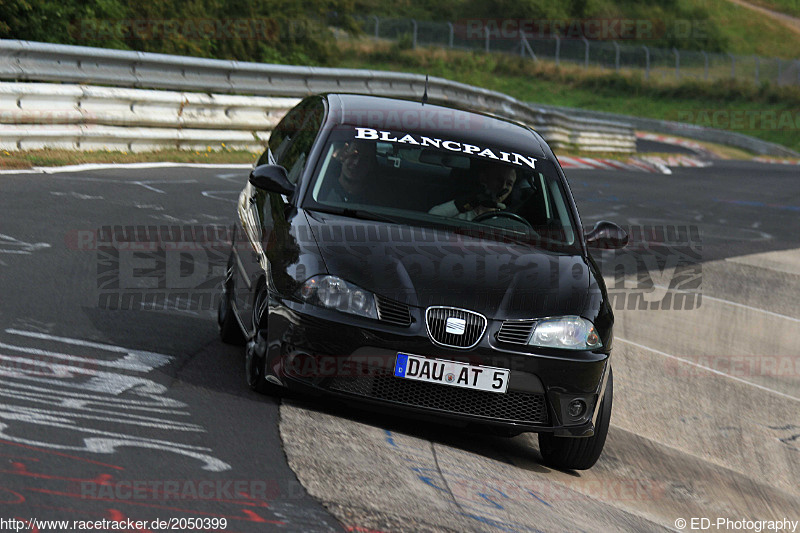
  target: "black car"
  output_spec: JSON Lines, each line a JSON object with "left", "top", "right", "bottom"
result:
{"left": 217, "top": 93, "right": 628, "bottom": 470}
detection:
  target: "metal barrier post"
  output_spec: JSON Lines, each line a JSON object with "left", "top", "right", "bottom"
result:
{"left": 583, "top": 37, "right": 589, "bottom": 69}
{"left": 613, "top": 41, "right": 620, "bottom": 72}
{"left": 555, "top": 35, "right": 560, "bottom": 66}
{"left": 485, "top": 25, "right": 490, "bottom": 53}
{"left": 673, "top": 48, "right": 680, "bottom": 79}
{"left": 372, "top": 16, "right": 379, "bottom": 40}
{"left": 642, "top": 45, "right": 649, "bottom": 80}
{"left": 754, "top": 55, "right": 759, "bottom": 84}
{"left": 702, "top": 51, "right": 708, "bottom": 81}
{"left": 447, "top": 22, "right": 454, "bottom": 48}
{"left": 412, "top": 19, "right": 418, "bottom": 49}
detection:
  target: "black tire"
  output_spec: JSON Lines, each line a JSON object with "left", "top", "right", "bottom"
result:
{"left": 538, "top": 368, "right": 613, "bottom": 471}
{"left": 245, "top": 331, "right": 274, "bottom": 394}
{"left": 245, "top": 283, "right": 281, "bottom": 395}
{"left": 218, "top": 254, "right": 246, "bottom": 345}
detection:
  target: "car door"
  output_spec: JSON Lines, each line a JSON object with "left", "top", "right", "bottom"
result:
{"left": 234, "top": 96, "right": 325, "bottom": 331}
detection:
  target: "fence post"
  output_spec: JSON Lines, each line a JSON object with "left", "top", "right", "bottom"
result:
{"left": 754, "top": 55, "right": 759, "bottom": 84}
{"left": 372, "top": 15, "right": 379, "bottom": 40}
{"left": 555, "top": 35, "right": 560, "bottom": 66}
{"left": 776, "top": 58, "right": 781, "bottom": 86}
{"left": 701, "top": 51, "right": 709, "bottom": 81}
{"left": 583, "top": 37, "right": 590, "bottom": 69}
{"left": 412, "top": 19, "right": 418, "bottom": 49}
{"left": 519, "top": 32, "right": 536, "bottom": 61}
{"left": 673, "top": 47, "right": 680, "bottom": 79}
{"left": 613, "top": 41, "right": 620, "bottom": 72}
{"left": 729, "top": 53, "right": 736, "bottom": 79}
{"left": 485, "top": 25, "right": 490, "bottom": 53}
{"left": 447, "top": 22, "right": 454, "bottom": 48}
{"left": 642, "top": 45, "right": 649, "bottom": 80}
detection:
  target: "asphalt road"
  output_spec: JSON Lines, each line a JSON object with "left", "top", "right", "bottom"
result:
{"left": 0, "top": 159, "right": 798, "bottom": 532}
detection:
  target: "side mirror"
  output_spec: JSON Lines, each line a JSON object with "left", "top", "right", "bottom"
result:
{"left": 249, "top": 164, "right": 295, "bottom": 196}
{"left": 586, "top": 221, "right": 629, "bottom": 249}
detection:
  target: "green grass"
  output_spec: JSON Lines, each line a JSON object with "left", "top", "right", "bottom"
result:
{"left": 0, "top": 148, "right": 257, "bottom": 170}
{"left": 704, "top": 0, "right": 800, "bottom": 57}
{"left": 334, "top": 42, "right": 800, "bottom": 153}
{"left": 745, "top": 0, "right": 800, "bottom": 17}
{"left": 354, "top": 0, "right": 800, "bottom": 58}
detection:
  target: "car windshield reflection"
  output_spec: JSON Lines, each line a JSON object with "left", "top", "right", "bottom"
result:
{"left": 305, "top": 127, "right": 580, "bottom": 251}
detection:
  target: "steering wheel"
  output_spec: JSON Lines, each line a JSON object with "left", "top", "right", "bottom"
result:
{"left": 472, "top": 210, "right": 534, "bottom": 230}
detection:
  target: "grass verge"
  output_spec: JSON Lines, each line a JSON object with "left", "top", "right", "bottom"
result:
{"left": 0, "top": 148, "right": 258, "bottom": 170}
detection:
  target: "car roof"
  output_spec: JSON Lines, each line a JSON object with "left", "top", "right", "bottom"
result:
{"left": 323, "top": 93, "right": 549, "bottom": 161}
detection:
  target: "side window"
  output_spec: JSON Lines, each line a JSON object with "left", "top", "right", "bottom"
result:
{"left": 261, "top": 97, "right": 324, "bottom": 184}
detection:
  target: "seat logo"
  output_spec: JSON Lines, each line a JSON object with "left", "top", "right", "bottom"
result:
{"left": 445, "top": 317, "right": 466, "bottom": 335}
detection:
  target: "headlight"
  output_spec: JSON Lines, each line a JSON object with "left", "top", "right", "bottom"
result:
{"left": 298, "top": 275, "right": 378, "bottom": 319}
{"left": 528, "top": 316, "right": 602, "bottom": 350}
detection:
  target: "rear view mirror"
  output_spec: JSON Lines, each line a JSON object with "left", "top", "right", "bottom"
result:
{"left": 249, "top": 164, "right": 295, "bottom": 196}
{"left": 586, "top": 221, "right": 629, "bottom": 249}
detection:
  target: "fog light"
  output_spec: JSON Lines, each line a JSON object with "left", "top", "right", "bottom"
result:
{"left": 568, "top": 399, "right": 587, "bottom": 418}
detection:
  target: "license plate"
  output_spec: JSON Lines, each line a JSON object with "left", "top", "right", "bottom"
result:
{"left": 393, "top": 353, "right": 509, "bottom": 394}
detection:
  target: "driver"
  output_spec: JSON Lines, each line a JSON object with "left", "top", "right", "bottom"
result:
{"left": 324, "top": 140, "right": 377, "bottom": 204}
{"left": 429, "top": 162, "right": 516, "bottom": 221}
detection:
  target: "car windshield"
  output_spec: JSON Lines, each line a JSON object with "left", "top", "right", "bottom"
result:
{"left": 304, "top": 126, "right": 580, "bottom": 251}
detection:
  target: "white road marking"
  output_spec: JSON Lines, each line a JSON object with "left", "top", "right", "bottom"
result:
{"left": 55, "top": 176, "right": 197, "bottom": 193}
{"left": 0, "top": 401, "right": 202, "bottom": 432}
{"left": 1, "top": 162, "right": 252, "bottom": 175}
{"left": 49, "top": 191, "right": 103, "bottom": 200}
{"left": 701, "top": 293, "right": 800, "bottom": 323}
{"left": 215, "top": 172, "right": 247, "bottom": 181}
{"left": 0, "top": 419, "right": 228, "bottom": 472}
{"left": 1, "top": 380, "right": 185, "bottom": 411}
{"left": 0, "top": 234, "right": 51, "bottom": 255}
{"left": 6, "top": 329, "right": 173, "bottom": 362}
{"left": 0, "top": 330, "right": 231, "bottom": 471}
{"left": 0, "top": 342, "right": 166, "bottom": 372}
{"left": 201, "top": 190, "right": 238, "bottom": 202}
{"left": 617, "top": 337, "right": 800, "bottom": 403}
{"left": 647, "top": 286, "right": 800, "bottom": 324}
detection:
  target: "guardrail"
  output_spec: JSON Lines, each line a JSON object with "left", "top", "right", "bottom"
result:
{"left": 0, "top": 39, "right": 635, "bottom": 153}
{"left": 530, "top": 103, "right": 799, "bottom": 158}
{"left": 0, "top": 82, "right": 297, "bottom": 151}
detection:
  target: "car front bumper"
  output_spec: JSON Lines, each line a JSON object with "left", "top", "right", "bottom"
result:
{"left": 264, "top": 296, "right": 610, "bottom": 437}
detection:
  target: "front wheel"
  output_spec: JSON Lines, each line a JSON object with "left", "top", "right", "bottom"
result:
{"left": 245, "top": 283, "right": 281, "bottom": 395}
{"left": 538, "top": 368, "right": 613, "bottom": 470}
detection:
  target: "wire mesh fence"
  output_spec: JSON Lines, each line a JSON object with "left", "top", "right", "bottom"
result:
{"left": 352, "top": 15, "right": 799, "bottom": 86}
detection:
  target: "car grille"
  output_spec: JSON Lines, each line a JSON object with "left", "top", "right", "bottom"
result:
{"left": 376, "top": 295, "right": 412, "bottom": 327}
{"left": 425, "top": 307, "right": 486, "bottom": 349}
{"left": 497, "top": 320, "right": 537, "bottom": 344}
{"left": 328, "top": 368, "right": 549, "bottom": 425}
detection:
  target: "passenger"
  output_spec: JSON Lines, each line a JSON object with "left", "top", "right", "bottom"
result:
{"left": 324, "top": 140, "right": 377, "bottom": 204}
{"left": 429, "top": 162, "right": 516, "bottom": 220}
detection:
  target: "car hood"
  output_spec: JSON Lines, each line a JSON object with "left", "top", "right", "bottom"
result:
{"left": 301, "top": 210, "right": 592, "bottom": 320}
